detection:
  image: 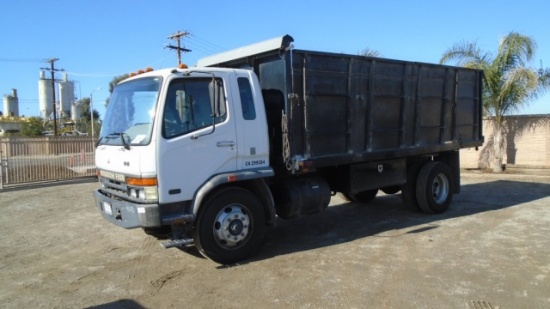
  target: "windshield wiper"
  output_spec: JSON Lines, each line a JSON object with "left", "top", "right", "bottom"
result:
{"left": 99, "top": 132, "right": 131, "bottom": 150}
{"left": 95, "top": 136, "right": 103, "bottom": 148}
{"left": 117, "top": 132, "right": 131, "bottom": 150}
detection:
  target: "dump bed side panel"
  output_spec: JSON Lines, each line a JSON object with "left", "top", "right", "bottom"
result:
{"left": 203, "top": 47, "right": 483, "bottom": 172}
{"left": 282, "top": 50, "right": 482, "bottom": 168}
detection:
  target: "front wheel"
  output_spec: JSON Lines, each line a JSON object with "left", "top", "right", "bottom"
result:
{"left": 416, "top": 161, "right": 453, "bottom": 214}
{"left": 193, "top": 187, "right": 266, "bottom": 264}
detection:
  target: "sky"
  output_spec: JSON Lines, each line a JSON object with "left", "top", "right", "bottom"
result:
{"left": 1, "top": 0, "right": 549, "bottom": 119}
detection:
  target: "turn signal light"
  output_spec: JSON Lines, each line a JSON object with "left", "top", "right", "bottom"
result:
{"left": 127, "top": 177, "right": 158, "bottom": 186}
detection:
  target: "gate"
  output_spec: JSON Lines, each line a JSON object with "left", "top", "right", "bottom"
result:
{"left": 0, "top": 136, "right": 96, "bottom": 188}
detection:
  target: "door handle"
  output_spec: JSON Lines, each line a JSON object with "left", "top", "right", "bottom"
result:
{"left": 216, "top": 141, "right": 235, "bottom": 148}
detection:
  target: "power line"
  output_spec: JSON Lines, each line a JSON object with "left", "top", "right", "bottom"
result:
{"left": 186, "top": 40, "right": 221, "bottom": 55}
{"left": 64, "top": 71, "right": 131, "bottom": 78}
{"left": 189, "top": 34, "right": 226, "bottom": 52}
{"left": 0, "top": 58, "right": 44, "bottom": 63}
{"left": 184, "top": 34, "right": 228, "bottom": 57}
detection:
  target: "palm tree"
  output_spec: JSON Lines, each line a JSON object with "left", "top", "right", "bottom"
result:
{"left": 440, "top": 32, "right": 550, "bottom": 172}
{"left": 359, "top": 48, "right": 382, "bottom": 57}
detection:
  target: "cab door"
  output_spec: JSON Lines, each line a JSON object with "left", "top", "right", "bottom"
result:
{"left": 232, "top": 71, "right": 270, "bottom": 171}
{"left": 157, "top": 74, "right": 237, "bottom": 204}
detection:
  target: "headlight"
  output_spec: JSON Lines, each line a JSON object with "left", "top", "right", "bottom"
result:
{"left": 143, "top": 186, "right": 158, "bottom": 200}
{"left": 129, "top": 188, "right": 139, "bottom": 198}
{"left": 126, "top": 177, "right": 158, "bottom": 202}
{"left": 128, "top": 186, "right": 158, "bottom": 201}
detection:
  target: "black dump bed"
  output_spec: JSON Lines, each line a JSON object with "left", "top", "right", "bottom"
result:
{"left": 198, "top": 35, "right": 484, "bottom": 173}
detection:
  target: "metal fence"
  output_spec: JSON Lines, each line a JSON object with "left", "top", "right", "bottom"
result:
{"left": 0, "top": 136, "right": 96, "bottom": 188}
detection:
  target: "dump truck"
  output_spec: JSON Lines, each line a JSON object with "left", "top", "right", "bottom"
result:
{"left": 94, "top": 35, "right": 483, "bottom": 264}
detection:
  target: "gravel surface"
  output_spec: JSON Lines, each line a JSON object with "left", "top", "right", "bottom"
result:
{"left": 1, "top": 173, "right": 549, "bottom": 308}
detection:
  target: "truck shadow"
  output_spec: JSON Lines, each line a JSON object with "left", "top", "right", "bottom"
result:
{"left": 84, "top": 299, "right": 146, "bottom": 309}
{"left": 251, "top": 179, "right": 550, "bottom": 263}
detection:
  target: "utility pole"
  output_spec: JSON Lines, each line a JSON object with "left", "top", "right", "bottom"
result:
{"left": 41, "top": 58, "right": 64, "bottom": 136}
{"left": 167, "top": 31, "right": 191, "bottom": 66}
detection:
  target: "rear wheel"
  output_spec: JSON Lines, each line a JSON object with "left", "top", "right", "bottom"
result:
{"left": 416, "top": 161, "right": 453, "bottom": 214}
{"left": 193, "top": 187, "right": 266, "bottom": 264}
{"left": 402, "top": 161, "right": 425, "bottom": 211}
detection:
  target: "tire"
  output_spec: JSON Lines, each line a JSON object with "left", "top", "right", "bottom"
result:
{"left": 193, "top": 187, "right": 266, "bottom": 264}
{"left": 415, "top": 161, "right": 453, "bottom": 214}
{"left": 401, "top": 161, "right": 424, "bottom": 212}
{"left": 381, "top": 186, "right": 401, "bottom": 195}
{"left": 342, "top": 189, "right": 378, "bottom": 203}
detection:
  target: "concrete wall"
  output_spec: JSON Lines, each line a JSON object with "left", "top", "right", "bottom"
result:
{"left": 0, "top": 118, "right": 23, "bottom": 136}
{"left": 461, "top": 115, "right": 550, "bottom": 169}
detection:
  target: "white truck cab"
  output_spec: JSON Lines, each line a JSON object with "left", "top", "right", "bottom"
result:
{"left": 94, "top": 67, "right": 274, "bottom": 263}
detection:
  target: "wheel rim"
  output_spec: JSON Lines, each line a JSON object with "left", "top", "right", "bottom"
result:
{"left": 213, "top": 204, "right": 251, "bottom": 249}
{"left": 432, "top": 173, "right": 450, "bottom": 204}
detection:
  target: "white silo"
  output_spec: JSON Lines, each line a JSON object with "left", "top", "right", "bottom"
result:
{"left": 59, "top": 73, "right": 74, "bottom": 118}
{"left": 71, "top": 102, "right": 83, "bottom": 121}
{"left": 3, "top": 89, "right": 19, "bottom": 117}
{"left": 39, "top": 70, "right": 54, "bottom": 118}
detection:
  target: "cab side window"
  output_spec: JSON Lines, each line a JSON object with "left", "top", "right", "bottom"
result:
{"left": 163, "top": 78, "right": 226, "bottom": 138}
{"left": 238, "top": 77, "right": 256, "bottom": 120}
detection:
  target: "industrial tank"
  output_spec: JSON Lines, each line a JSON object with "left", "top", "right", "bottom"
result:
{"left": 39, "top": 71, "right": 53, "bottom": 118}
{"left": 71, "top": 102, "right": 83, "bottom": 121}
{"left": 3, "top": 89, "right": 19, "bottom": 117}
{"left": 59, "top": 73, "right": 74, "bottom": 118}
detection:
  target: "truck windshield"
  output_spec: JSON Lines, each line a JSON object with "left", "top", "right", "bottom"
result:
{"left": 99, "top": 77, "right": 161, "bottom": 146}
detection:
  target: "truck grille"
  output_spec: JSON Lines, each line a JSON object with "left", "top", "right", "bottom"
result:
{"left": 98, "top": 176, "right": 130, "bottom": 201}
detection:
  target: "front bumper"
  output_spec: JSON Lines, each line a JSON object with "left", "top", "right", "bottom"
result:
{"left": 94, "top": 189, "right": 161, "bottom": 228}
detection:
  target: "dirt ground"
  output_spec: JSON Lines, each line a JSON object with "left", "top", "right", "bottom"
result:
{"left": 1, "top": 173, "right": 549, "bottom": 309}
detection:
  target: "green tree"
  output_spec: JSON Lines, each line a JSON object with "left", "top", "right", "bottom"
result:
{"left": 77, "top": 97, "right": 101, "bottom": 136}
{"left": 20, "top": 117, "right": 44, "bottom": 136}
{"left": 440, "top": 32, "right": 550, "bottom": 172}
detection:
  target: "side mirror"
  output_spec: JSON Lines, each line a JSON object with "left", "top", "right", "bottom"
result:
{"left": 208, "top": 78, "right": 223, "bottom": 118}
{"left": 192, "top": 77, "right": 223, "bottom": 139}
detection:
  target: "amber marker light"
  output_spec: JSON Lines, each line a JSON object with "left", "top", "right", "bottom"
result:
{"left": 126, "top": 177, "right": 158, "bottom": 186}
